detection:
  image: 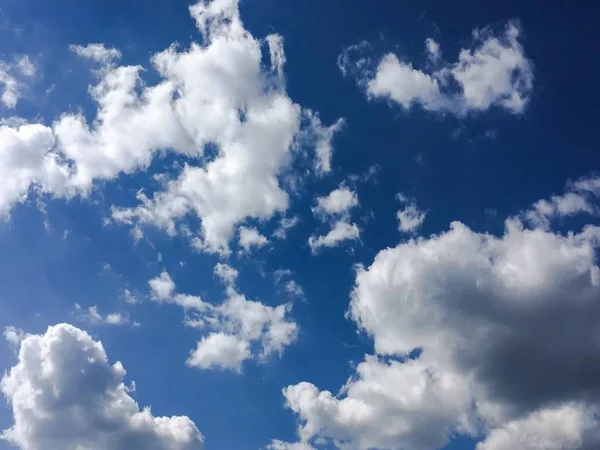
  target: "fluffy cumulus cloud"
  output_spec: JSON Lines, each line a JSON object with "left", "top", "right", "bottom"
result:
{"left": 275, "top": 178, "right": 600, "bottom": 449}
{"left": 339, "top": 21, "right": 534, "bottom": 116}
{"left": 1, "top": 323, "right": 203, "bottom": 450}
{"left": 309, "top": 185, "right": 361, "bottom": 253}
{"left": 0, "top": 0, "right": 342, "bottom": 254}
{"left": 148, "top": 263, "right": 297, "bottom": 372}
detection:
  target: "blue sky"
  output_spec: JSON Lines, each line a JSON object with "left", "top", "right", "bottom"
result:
{"left": 0, "top": 1, "right": 599, "bottom": 450}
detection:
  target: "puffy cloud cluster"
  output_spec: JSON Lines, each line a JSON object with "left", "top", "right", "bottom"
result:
{"left": 276, "top": 178, "right": 600, "bottom": 449}
{"left": 339, "top": 21, "right": 534, "bottom": 116}
{"left": 149, "top": 263, "right": 297, "bottom": 372}
{"left": 1, "top": 323, "right": 203, "bottom": 450}
{"left": 309, "top": 185, "right": 360, "bottom": 253}
{"left": 0, "top": 0, "right": 342, "bottom": 255}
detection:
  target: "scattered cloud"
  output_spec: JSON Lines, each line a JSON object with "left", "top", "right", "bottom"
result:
{"left": 3, "top": 326, "right": 25, "bottom": 350}
{"left": 73, "top": 304, "right": 131, "bottom": 326}
{"left": 1, "top": 324, "right": 204, "bottom": 450}
{"left": 309, "top": 185, "right": 360, "bottom": 253}
{"left": 16, "top": 56, "right": 35, "bottom": 78}
{"left": 339, "top": 21, "right": 534, "bottom": 116}
{"left": 122, "top": 289, "right": 138, "bottom": 304}
{"left": 238, "top": 226, "right": 269, "bottom": 253}
{"left": 396, "top": 193, "right": 426, "bottom": 233}
{"left": 308, "top": 221, "right": 360, "bottom": 253}
{"left": 273, "top": 216, "right": 299, "bottom": 240}
{"left": 0, "top": 59, "right": 28, "bottom": 108}
{"left": 311, "top": 186, "right": 359, "bottom": 218}
{"left": 274, "top": 269, "right": 304, "bottom": 299}
{"left": 524, "top": 175, "right": 600, "bottom": 228}
{"left": 70, "top": 43, "right": 122, "bottom": 64}
{"left": 148, "top": 263, "right": 297, "bottom": 372}
{"left": 304, "top": 111, "right": 345, "bottom": 175}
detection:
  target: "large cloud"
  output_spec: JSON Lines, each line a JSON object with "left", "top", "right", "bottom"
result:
{"left": 339, "top": 21, "right": 534, "bottom": 116}
{"left": 1, "top": 323, "right": 203, "bottom": 450}
{"left": 0, "top": 0, "right": 342, "bottom": 254}
{"left": 275, "top": 177, "right": 600, "bottom": 449}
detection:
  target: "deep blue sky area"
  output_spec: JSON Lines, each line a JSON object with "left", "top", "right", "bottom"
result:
{"left": 0, "top": 1, "right": 598, "bottom": 450}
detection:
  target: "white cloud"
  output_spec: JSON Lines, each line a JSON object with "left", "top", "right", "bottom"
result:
{"left": 274, "top": 269, "right": 305, "bottom": 298}
{"left": 3, "top": 326, "right": 25, "bottom": 349}
{"left": 308, "top": 185, "right": 361, "bottom": 253}
{"left": 187, "top": 332, "right": 250, "bottom": 372}
{"left": 238, "top": 226, "right": 268, "bottom": 253}
{"left": 273, "top": 216, "right": 299, "bottom": 239}
{"left": 70, "top": 43, "right": 122, "bottom": 64}
{"left": 149, "top": 271, "right": 208, "bottom": 310}
{"left": 16, "top": 56, "right": 35, "bottom": 78}
{"left": 0, "top": 63, "right": 21, "bottom": 108}
{"left": 308, "top": 221, "right": 360, "bottom": 253}
{"left": 278, "top": 179, "right": 600, "bottom": 449}
{"left": 305, "top": 112, "right": 345, "bottom": 175}
{"left": 214, "top": 262, "right": 239, "bottom": 285}
{"left": 0, "top": 1, "right": 342, "bottom": 253}
{"left": 106, "top": 313, "right": 129, "bottom": 325}
{"left": 572, "top": 175, "right": 600, "bottom": 196}
{"left": 150, "top": 263, "right": 297, "bottom": 372}
{"left": 123, "top": 289, "right": 138, "bottom": 304}
{"left": 284, "top": 280, "right": 304, "bottom": 298}
{"left": 149, "top": 271, "right": 176, "bottom": 301}
{"left": 1, "top": 323, "right": 204, "bottom": 450}
{"left": 524, "top": 176, "right": 600, "bottom": 228}
{"left": 312, "top": 186, "right": 358, "bottom": 218}
{"left": 396, "top": 193, "right": 426, "bottom": 233}
{"left": 340, "top": 21, "right": 534, "bottom": 116}
{"left": 477, "top": 403, "right": 600, "bottom": 450}
{"left": 280, "top": 357, "right": 474, "bottom": 450}
{"left": 425, "top": 38, "right": 441, "bottom": 62}
{"left": 73, "top": 304, "right": 131, "bottom": 326}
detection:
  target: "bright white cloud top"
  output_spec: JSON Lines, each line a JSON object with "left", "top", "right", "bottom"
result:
{"left": 1, "top": 324, "right": 204, "bottom": 450}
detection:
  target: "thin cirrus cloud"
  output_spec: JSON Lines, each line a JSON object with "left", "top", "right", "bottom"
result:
{"left": 338, "top": 20, "right": 534, "bottom": 116}
{"left": 272, "top": 176, "right": 600, "bottom": 450}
